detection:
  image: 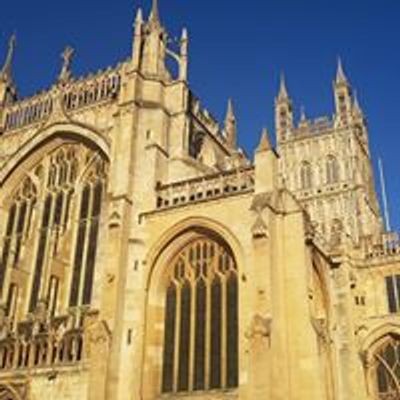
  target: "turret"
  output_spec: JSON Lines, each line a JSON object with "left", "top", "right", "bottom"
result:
{"left": 275, "top": 74, "right": 293, "bottom": 144}
{"left": 255, "top": 128, "right": 278, "bottom": 193}
{"left": 334, "top": 58, "right": 352, "bottom": 127}
{"left": 130, "top": 0, "right": 189, "bottom": 82}
{"left": 224, "top": 99, "right": 237, "bottom": 149}
{"left": 0, "top": 35, "right": 17, "bottom": 106}
{"left": 179, "top": 28, "right": 189, "bottom": 81}
{"left": 140, "top": 0, "right": 169, "bottom": 78}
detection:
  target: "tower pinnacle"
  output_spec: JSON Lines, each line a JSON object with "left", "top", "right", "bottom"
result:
{"left": 149, "top": 0, "right": 161, "bottom": 27}
{"left": 225, "top": 98, "right": 237, "bottom": 149}
{"left": 277, "top": 73, "right": 289, "bottom": 101}
{"left": 0, "top": 34, "right": 16, "bottom": 83}
{"left": 336, "top": 57, "right": 348, "bottom": 85}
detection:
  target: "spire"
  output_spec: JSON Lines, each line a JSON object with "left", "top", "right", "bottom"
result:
{"left": 225, "top": 98, "right": 237, "bottom": 149}
{"left": 225, "top": 98, "right": 235, "bottom": 123}
{"left": 336, "top": 57, "right": 348, "bottom": 85}
{"left": 149, "top": 0, "right": 161, "bottom": 27}
{"left": 300, "top": 106, "right": 306, "bottom": 122}
{"left": 135, "top": 7, "right": 143, "bottom": 27}
{"left": 0, "top": 34, "right": 16, "bottom": 82}
{"left": 277, "top": 73, "right": 289, "bottom": 101}
{"left": 353, "top": 91, "right": 363, "bottom": 117}
{"left": 257, "top": 128, "right": 272, "bottom": 152}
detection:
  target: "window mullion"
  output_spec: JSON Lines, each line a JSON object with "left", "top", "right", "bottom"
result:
{"left": 172, "top": 286, "right": 182, "bottom": 393}
{"left": 188, "top": 277, "right": 196, "bottom": 392}
{"left": 40, "top": 193, "right": 57, "bottom": 302}
{"left": 77, "top": 185, "right": 93, "bottom": 307}
{"left": 204, "top": 275, "right": 211, "bottom": 391}
{"left": 221, "top": 275, "right": 228, "bottom": 389}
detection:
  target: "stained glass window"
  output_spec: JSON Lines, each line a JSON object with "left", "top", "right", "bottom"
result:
{"left": 161, "top": 237, "right": 238, "bottom": 394}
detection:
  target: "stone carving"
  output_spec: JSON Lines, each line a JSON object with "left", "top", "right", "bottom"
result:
{"left": 83, "top": 312, "right": 111, "bottom": 360}
{"left": 252, "top": 213, "right": 269, "bottom": 239}
{"left": 58, "top": 46, "right": 74, "bottom": 84}
{"left": 311, "top": 317, "right": 329, "bottom": 343}
{"left": 246, "top": 314, "right": 272, "bottom": 340}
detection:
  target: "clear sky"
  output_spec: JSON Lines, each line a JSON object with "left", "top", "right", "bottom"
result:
{"left": 1, "top": 0, "right": 399, "bottom": 231}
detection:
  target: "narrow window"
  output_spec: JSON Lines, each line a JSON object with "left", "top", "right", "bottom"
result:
{"left": 386, "top": 275, "right": 400, "bottom": 314}
{"left": 0, "top": 204, "right": 17, "bottom": 292}
{"left": 30, "top": 195, "right": 52, "bottom": 312}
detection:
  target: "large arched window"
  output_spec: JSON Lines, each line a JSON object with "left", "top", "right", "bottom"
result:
{"left": 373, "top": 336, "right": 400, "bottom": 399}
{"left": 300, "top": 161, "right": 313, "bottom": 190}
{"left": 161, "top": 236, "right": 238, "bottom": 394}
{"left": 0, "top": 141, "right": 107, "bottom": 323}
{"left": 326, "top": 155, "right": 340, "bottom": 185}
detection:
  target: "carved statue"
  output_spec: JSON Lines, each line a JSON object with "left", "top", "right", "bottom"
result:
{"left": 58, "top": 46, "right": 74, "bottom": 84}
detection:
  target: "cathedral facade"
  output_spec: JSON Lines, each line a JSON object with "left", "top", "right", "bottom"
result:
{"left": 0, "top": 2, "right": 399, "bottom": 399}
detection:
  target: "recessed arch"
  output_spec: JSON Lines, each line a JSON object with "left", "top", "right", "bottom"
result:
{"left": 360, "top": 323, "right": 400, "bottom": 399}
{"left": 0, "top": 122, "right": 110, "bottom": 188}
{"left": 144, "top": 217, "right": 245, "bottom": 292}
{"left": 0, "top": 383, "right": 23, "bottom": 400}
{"left": 142, "top": 217, "right": 243, "bottom": 399}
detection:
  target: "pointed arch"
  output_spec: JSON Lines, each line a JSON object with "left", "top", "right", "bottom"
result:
{"left": 142, "top": 218, "right": 243, "bottom": 399}
{"left": 360, "top": 322, "right": 400, "bottom": 399}
{"left": 0, "top": 122, "right": 110, "bottom": 189}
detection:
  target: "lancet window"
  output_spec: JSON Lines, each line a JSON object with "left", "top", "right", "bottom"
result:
{"left": 29, "top": 148, "right": 79, "bottom": 312}
{"left": 300, "top": 161, "right": 313, "bottom": 190}
{"left": 0, "top": 178, "right": 37, "bottom": 293}
{"left": 326, "top": 155, "right": 340, "bottom": 184}
{"left": 373, "top": 336, "right": 400, "bottom": 399}
{"left": 69, "top": 158, "right": 106, "bottom": 307}
{"left": 161, "top": 236, "right": 238, "bottom": 394}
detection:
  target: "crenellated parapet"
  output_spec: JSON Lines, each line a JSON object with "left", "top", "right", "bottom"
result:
{"left": 1, "top": 64, "right": 123, "bottom": 134}
{"left": 155, "top": 166, "right": 255, "bottom": 211}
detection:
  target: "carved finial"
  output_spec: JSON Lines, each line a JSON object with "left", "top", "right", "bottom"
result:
{"left": 135, "top": 7, "right": 143, "bottom": 25}
{"left": 353, "top": 90, "right": 363, "bottom": 116}
{"left": 277, "top": 72, "right": 289, "bottom": 101}
{"left": 225, "top": 98, "right": 237, "bottom": 149}
{"left": 257, "top": 128, "right": 272, "bottom": 152}
{"left": 0, "top": 34, "right": 16, "bottom": 82}
{"left": 149, "top": 0, "right": 161, "bottom": 27}
{"left": 336, "top": 57, "right": 348, "bottom": 85}
{"left": 58, "top": 46, "right": 74, "bottom": 84}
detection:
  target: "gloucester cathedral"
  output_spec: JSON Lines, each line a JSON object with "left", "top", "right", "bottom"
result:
{"left": 0, "top": 1, "right": 399, "bottom": 399}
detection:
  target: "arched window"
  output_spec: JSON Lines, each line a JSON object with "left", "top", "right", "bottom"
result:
{"left": 69, "top": 160, "right": 106, "bottom": 307}
{"left": 373, "top": 336, "right": 400, "bottom": 399}
{"left": 29, "top": 148, "right": 80, "bottom": 312}
{"left": 0, "top": 178, "right": 36, "bottom": 294}
{"left": 326, "top": 155, "right": 340, "bottom": 184}
{"left": 0, "top": 142, "right": 107, "bottom": 325}
{"left": 161, "top": 236, "right": 238, "bottom": 394}
{"left": 300, "top": 161, "right": 313, "bottom": 190}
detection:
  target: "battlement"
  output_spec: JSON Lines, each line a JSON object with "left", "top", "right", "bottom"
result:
{"left": 1, "top": 64, "right": 122, "bottom": 133}
{"left": 364, "top": 232, "right": 400, "bottom": 261}
{"left": 155, "top": 166, "right": 255, "bottom": 211}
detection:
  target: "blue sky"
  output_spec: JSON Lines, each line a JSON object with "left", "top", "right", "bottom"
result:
{"left": 1, "top": 0, "right": 399, "bottom": 231}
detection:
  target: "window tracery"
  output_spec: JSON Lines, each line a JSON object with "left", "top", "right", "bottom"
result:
{"left": 373, "top": 336, "right": 400, "bottom": 399}
{"left": 0, "top": 143, "right": 107, "bottom": 323}
{"left": 326, "top": 155, "right": 340, "bottom": 184}
{"left": 300, "top": 161, "right": 313, "bottom": 190}
{"left": 161, "top": 236, "right": 238, "bottom": 394}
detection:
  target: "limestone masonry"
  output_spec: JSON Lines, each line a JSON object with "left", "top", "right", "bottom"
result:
{"left": 0, "top": 1, "right": 398, "bottom": 399}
